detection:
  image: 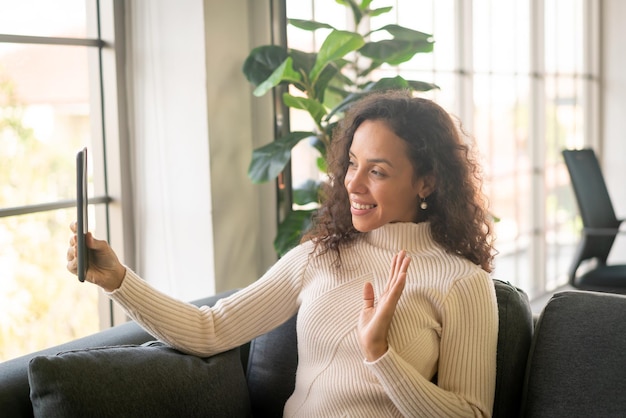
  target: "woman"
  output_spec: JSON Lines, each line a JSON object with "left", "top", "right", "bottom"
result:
{"left": 68, "top": 90, "right": 498, "bottom": 417}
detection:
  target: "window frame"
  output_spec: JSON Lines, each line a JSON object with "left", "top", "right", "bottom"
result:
{"left": 0, "top": 0, "right": 132, "bottom": 329}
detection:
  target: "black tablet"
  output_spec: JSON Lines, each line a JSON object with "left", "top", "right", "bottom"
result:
{"left": 76, "top": 147, "right": 88, "bottom": 282}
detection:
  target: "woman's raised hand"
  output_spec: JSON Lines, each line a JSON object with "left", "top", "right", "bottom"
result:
{"left": 67, "top": 222, "right": 126, "bottom": 292}
{"left": 358, "top": 250, "right": 410, "bottom": 362}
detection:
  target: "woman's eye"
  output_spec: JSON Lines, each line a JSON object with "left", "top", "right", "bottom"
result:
{"left": 371, "top": 169, "right": 385, "bottom": 177}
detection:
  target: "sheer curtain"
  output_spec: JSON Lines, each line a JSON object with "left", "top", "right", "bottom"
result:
{"left": 124, "top": 0, "right": 215, "bottom": 300}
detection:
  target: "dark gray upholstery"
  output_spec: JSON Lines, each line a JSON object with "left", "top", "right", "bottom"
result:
{"left": 0, "top": 321, "right": 154, "bottom": 418}
{"left": 28, "top": 344, "right": 250, "bottom": 418}
{"left": 492, "top": 279, "right": 534, "bottom": 418}
{"left": 246, "top": 315, "right": 298, "bottom": 417}
{"left": 522, "top": 291, "right": 626, "bottom": 417}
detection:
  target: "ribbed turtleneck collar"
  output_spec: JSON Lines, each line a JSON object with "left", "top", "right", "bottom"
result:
{"left": 363, "top": 222, "right": 435, "bottom": 253}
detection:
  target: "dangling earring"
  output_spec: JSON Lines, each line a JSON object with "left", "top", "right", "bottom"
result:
{"left": 420, "top": 196, "right": 428, "bottom": 210}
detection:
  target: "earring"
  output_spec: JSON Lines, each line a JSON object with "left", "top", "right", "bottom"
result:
{"left": 420, "top": 197, "right": 428, "bottom": 210}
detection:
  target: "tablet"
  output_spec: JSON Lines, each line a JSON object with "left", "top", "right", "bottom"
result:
{"left": 76, "top": 147, "right": 88, "bottom": 282}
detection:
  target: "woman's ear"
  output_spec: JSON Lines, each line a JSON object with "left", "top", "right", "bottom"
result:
{"left": 416, "top": 175, "right": 437, "bottom": 198}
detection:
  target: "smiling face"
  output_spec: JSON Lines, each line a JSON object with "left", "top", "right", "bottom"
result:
{"left": 344, "top": 119, "right": 433, "bottom": 232}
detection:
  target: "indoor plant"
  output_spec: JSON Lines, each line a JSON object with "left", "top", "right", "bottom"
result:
{"left": 242, "top": 0, "right": 438, "bottom": 255}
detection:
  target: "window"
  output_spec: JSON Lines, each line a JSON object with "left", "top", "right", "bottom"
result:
{"left": 284, "top": 0, "right": 600, "bottom": 299}
{"left": 0, "top": 0, "right": 125, "bottom": 361}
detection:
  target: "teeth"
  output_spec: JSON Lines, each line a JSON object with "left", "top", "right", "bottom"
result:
{"left": 352, "top": 201, "right": 376, "bottom": 210}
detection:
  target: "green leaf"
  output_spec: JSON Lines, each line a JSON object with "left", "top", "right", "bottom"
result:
{"left": 313, "top": 61, "right": 347, "bottom": 103}
{"left": 359, "top": 38, "right": 434, "bottom": 66}
{"left": 374, "top": 24, "right": 433, "bottom": 42}
{"left": 340, "top": 0, "right": 363, "bottom": 25}
{"left": 368, "top": 6, "right": 392, "bottom": 17}
{"left": 283, "top": 93, "right": 327, "bottom": 125}
{"left": 275, "top": 209, "right": 315, "bottom": 256}
{"left": 316, "top": 156, "right": 327, "bottom": 173}
{"left": 248, "top": 131, "right": 314, "bottom": 183}
{"left": 242, "top": 45, "right": 288, "bottom": 87}
{"left": 359, "top": 25, "right": 434, "bottom": 67}
{"left": 407, "top": 80, "right": 440, "bottom": 91}
{"left": 364, "top": 76, "right": 410, "bottom": 91}
{"left": 253, "top": 57, "right": 302, "bottom": 97}
{"left": 309, "top": 30, "right": 364, "bottom": 84}
{"left": 360, "top": 0, "right": 374, "bottom": 10}
{"left": 288, "top": 18, "right": 335, "bottom": 31}
{"left": 293, "top": 179, "right": 321, "bottom": 205}
{"left": 289, "top": 49, "right": 317, "bottom": 74}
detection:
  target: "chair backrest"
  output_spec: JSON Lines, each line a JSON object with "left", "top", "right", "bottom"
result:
{"left": 244, "top": 279, "right": 533, "bottom": 418}
{"left": 562, "top": 149, "right": 619, "bottom": 229}
{"left": 562, "top": 149, "right": 620, "bottom": 274}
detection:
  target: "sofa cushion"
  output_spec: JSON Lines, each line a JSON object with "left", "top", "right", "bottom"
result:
{"left": 28, "top": 342, "right": 250, "bottom": 418}
{"left": 492, "top": 279, "right": 534, "bottom": 418}
{"left": 522, "top": 291, "right": 626, "bottom": 417}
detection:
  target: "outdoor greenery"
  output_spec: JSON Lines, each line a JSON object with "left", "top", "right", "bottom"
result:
{"left": 242, "top": 0, "right": 438, "bottom": 255}
{"left": 0, "top": 71, "right": 99, "bottom": 362}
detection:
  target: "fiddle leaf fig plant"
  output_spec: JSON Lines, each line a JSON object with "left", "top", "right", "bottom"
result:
{"left": 243, "top": 0, "right": 438, "bottom": 256}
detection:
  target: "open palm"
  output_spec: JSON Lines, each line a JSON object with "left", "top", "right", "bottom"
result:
{"left": 358, "top": 250, "right": 411, "bottom": 361}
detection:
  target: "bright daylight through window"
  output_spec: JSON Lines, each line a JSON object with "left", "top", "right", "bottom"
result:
{"left": 0, "top": 0, "right": 108, "bottom": 361}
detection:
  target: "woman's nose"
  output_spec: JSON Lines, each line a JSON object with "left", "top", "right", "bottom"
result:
{"left": 345, "top": 169, "right": 366, "bottom": 193}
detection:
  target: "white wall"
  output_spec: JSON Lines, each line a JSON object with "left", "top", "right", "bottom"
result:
{"left": 203, "top": 0, "right": 278, "bottom": 292}
{"left": 601, "top": 0, "right": 626, "bottom": 262}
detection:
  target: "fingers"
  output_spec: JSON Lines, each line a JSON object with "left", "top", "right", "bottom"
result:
{"left": 66, "top": 243, "right": 75, "bottom": 261}
{"left": 384, "top": 253, "right": 399, "bottom": 293}
{"left": 67, "top": 258, "right": 77, "bottom": 275}
{"left": 85, "top": 232, "right": 107, "bottom": 250}
{"left": 380, "top": 251, "right": 410, "bottom": 314}
{"left": 385, "top": 250, "right": 409, "bottom": 292}
{"left": 363, "top": 281, "right": 375, "bottom": 309}
{"left": 385, "top": 251, "right": 403, "bottom": 292}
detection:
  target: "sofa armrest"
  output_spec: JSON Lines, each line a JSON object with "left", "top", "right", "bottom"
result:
{"left": 0, "top": 289, "right": 238, "bottom": 418}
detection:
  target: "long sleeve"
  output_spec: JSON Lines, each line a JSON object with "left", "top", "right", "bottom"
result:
{"left": 107, "top": 242, "right": 314, "bottom": 357}
{"left": 366, "top": 271, "right": 498, "bottom": 417}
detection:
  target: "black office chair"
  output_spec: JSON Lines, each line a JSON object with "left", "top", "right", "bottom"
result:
{"left": 562, "top": 148, "right": 626, "bottom": 294}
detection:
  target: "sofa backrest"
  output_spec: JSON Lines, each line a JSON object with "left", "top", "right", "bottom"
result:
{"left": 521, "top": 290, "right": 626, "bottom": 417}
{"left": 492, "top": 278, "right": 534, "bottom": 418}
{"left": 246, "top": 315, "right": 298, "bottom": 417}
{"left": 244, "top": 278, "right": 534, "bottom": 417}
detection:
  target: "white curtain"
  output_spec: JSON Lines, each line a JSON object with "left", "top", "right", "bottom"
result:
{"left": 124, "top": 0, "right": 215, "bottom": 300}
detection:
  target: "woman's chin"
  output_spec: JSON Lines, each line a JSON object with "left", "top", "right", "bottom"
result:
{"left": 351, "top": 220, "right": 378, "bottom": 233}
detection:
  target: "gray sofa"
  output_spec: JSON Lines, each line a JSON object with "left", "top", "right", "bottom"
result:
{"left": 1, "top": 279, "right": 625, "bottom": 417}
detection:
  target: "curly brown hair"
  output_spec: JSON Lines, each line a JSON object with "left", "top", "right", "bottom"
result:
{"left": 303, "top": 90, "right": 495, "bottom": 272}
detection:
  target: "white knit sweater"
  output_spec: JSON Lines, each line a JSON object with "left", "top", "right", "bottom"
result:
{"left": 110, "top": 222, "right": 498, "bottom": 417}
